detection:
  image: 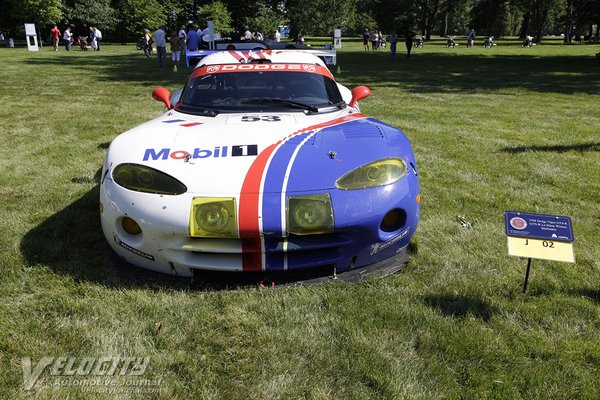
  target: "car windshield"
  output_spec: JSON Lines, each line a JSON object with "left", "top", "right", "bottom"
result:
{"left": 176, "top": 69, "right": 345, "bottom": 115}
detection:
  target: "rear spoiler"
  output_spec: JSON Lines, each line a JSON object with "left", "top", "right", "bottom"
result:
{"left": 185, "top": 48, "right": 337, "bottom": 68}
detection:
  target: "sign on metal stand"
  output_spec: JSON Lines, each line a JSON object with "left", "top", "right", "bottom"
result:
{"left": 504, "top": 211, "right": 575, "bottom": 292}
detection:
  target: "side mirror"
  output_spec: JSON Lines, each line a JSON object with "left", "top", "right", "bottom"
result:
{"left": 152, "top": 87, "right": 172, "bottom": 109}
{"left": 349, "top": 86, "right": 370, "bottom": 108}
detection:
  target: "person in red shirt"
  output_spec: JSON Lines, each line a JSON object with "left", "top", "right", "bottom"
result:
{"left": 50, "top": 25, "right": 61, "bottom": 51}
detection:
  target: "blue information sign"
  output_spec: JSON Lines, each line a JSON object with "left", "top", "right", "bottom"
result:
{"left": 504, "top": 211, "right": 574, "bottom": 242}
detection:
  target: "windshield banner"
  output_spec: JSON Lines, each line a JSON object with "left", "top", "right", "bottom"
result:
{"left": 191, "top": 63, "right": 333, "bottom": 79}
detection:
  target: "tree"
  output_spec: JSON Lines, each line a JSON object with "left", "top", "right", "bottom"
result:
{"left": 111, "top": 0, "right": 165, "bottom": 41}
{"left": 471, "top": 0, "right": 512, "bottom": 36}
{"left": 0, "top": 0, "right": 62, "bottom": 36}
{"left": 222, "top": 0, "right": 271, "bottom": 32}
{"left": 22, "top": 0, "right": 62, "bottom": 26}
{"left": 286, "top": 0, "right": 359, "bottom": 37}
{"left": 199, "top": 1, "right": 233, "bottom": 36}
{"left": 521, "top": 0, "right": 559, "bottom": 42}
{"left": 440, "top": 0, "right": 473, "bottom": 37}
{"left": 243, "top": 2, "right": 284, "bottom": 35}
{"left": 359, "top": 0, "right": 417, "bottom": 34}
{"left": 63, "top": 0, "right": 117, "bottom": 32}
{"left": 417, "top": 0, "right": 442, "bottom": 39}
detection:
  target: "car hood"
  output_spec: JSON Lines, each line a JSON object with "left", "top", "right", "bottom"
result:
{"left": 105, "top": 110, "right": 413, "bottom": 194}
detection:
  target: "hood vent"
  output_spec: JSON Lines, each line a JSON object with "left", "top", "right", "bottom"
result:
{"left": 342, "top": 125, "right": 385, "bottom": 140}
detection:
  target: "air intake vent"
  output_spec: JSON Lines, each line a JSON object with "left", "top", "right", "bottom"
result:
{"left": 342, "top": 125, "right": 385, "bottom": 140}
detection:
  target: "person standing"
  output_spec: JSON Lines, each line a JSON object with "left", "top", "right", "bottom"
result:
{"left": 154, "top": 26, "right": 167, "bottom": 67}
{"left": 169, "top": 32, "right": 181, "bottom": 66}
{"left": 389, "top": 33, "right": 398, "bottom": 57}
{"left": 275, "top": 29, "right": 281, "bottom": 42}
{"left": 178, "top": 25, "right": 187, "bottom": 57}
{"left": 244, "top": 27, "right": 252, "bottom": 40}
{"left": 197, "top": 22, "right": 210, "bottom": 49}
{"left": 371, "top": 30, "right": 379, "bottom": 50}
{"left": 187, "top": 25, "right": 199, "bottom": 51}
{"left": 89, "top": 26, "right": 97, "bottom": 50}
{"left": 94, "top": 27, "right": 102, "bottom": 51}
{"left": 50, "top": 25, "right": 61, "bottom": 51}
{"left": 63, "top": 26, "right": 73, "bottom": 51}
{"left": 405, "top": 30, "right": 415, "bottom": 58}
{"left": 467, "top": 29, "right": 475, "bottom": 47}
{"left": 362, "top": 28, "right": 370, "bottom": 51}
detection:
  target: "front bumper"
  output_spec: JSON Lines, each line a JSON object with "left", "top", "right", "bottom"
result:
{"left": 100, "top": 177, "right": 419, "bottom": 277}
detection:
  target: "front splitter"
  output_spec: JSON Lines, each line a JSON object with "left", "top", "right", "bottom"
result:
{"left": 107, "top": 247, "right": 410, "bottom": 288}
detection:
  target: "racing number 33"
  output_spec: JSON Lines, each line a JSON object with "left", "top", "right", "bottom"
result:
{"left": 242, "top": 116, "right": 281, "bottom": 122}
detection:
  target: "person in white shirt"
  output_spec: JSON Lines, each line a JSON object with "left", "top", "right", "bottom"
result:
{"left": 153, "top": 26, "right": 167, "bottom": 67}
{"left": 275, "top": 30, "right": 281, "bottom": 42}
{"left": 197, "top": 22, "right": 210, "bottom": 48}
{"left": 63, "top": 27, "right": 73, "bottom": 51}
{"left": 94, "top": 27, "right": 102, "bottom": 51}
{"left": 244, "top": 27, "right": 252, "bottom": 40}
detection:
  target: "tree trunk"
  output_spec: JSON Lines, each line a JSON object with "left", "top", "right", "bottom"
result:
{"left": 519, "top": 11, "right": 531, "bottom": 38}
{"left": 563, "top": 1, "right": 573, "bottom": 44}
{"left": 443, "top": 11, "right": 448, "bottom": 37}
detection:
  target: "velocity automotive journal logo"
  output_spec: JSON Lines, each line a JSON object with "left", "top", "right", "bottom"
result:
{"left": 21, "top": 356, "right": 160, "bottom": 393}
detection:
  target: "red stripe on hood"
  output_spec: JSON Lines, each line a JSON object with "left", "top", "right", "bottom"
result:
{"left": 238, "top": 113, "right": 367, "bottom": 271}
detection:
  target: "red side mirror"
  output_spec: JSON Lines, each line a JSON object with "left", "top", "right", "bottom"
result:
{"left": 349, "top": 86, "right": 371, "bottom": 108}
{"left": 152, "top": 87, "right": 172, "bottom": 109}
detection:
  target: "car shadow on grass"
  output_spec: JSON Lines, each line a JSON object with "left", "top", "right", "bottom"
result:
{"left": 19, "top": 168, "right": 194, "bottom": 290}
{"left": 423, "top": 294, "right": 495, "bottom": 322}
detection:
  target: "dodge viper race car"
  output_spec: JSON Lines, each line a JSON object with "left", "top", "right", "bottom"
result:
{"left": 100, "top": 50, "right": 420, "bottom": 278}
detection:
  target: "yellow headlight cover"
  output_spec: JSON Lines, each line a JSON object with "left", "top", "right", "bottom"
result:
{"left": 287, "top": 194, "right": 334, "bottom": 235}
{"left": 189, "top": 197, "right": 238, "bottom": 238}
{"left": 335, "top": 158, "right": 407, "bottom": 190}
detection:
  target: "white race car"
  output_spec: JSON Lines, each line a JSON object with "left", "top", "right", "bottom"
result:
{"left": 100, "top": 50, "right": 420, "bottom": 278}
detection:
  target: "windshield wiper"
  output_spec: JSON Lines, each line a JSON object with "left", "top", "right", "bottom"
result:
{"left": 241, "top": 98, "right": 320, "bottom": 113}
{"left": 330, "top": 101, "right": 346, "bottom": 109}
{"left": 177, "top": 104, "right": 219, "bottom": 117}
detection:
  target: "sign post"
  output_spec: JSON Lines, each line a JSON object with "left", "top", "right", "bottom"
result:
{"left": 504, "top": 211, "right": 575, "bottom": 292}
{"left": 334, "top": 29, "right": 342, "bottom": 49}
{"left": 24, "top": 23, "right": 39, "bottom": 51}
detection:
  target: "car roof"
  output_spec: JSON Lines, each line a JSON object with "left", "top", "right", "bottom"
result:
{"left": 195, "top": 50, "right": 327, "bottom": 69}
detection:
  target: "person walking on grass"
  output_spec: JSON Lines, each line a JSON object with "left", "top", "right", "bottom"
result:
{"left": 405, "top": 30, "right": 415, "bottom": 58}
{"left": 50, "top": 25, "right": 61, "bottom": 51}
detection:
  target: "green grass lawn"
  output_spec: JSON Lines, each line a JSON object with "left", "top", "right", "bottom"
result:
{"left": 1, "top": 37, "right": 599, "bottom": 399}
